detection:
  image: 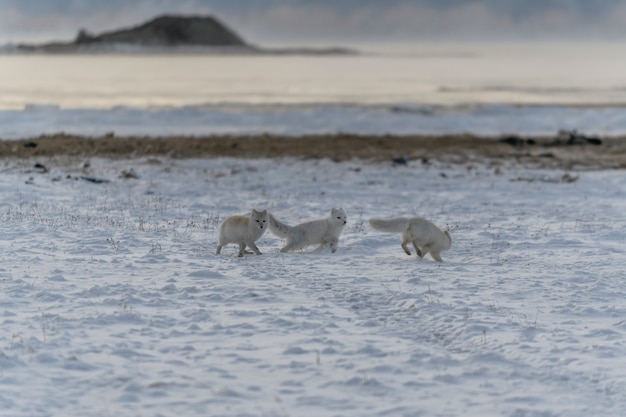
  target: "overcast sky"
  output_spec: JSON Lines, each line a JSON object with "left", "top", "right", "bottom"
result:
{"left": 2, "top": 0, "right": 626, "bottom": 44}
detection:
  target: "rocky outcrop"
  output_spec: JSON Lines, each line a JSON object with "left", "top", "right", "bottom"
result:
{"left": 14, "top": 14, "right": 356, "bottom": 55}
{"left": 18, "top": 15, "right": 252, "bottom": 52}
{"left": 74, "top": 15, "right": 247, "bottom": 47}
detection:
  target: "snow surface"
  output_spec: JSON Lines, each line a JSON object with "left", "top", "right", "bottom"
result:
{"left": 2, "top": 104, "right": 626, "bottom": 139}
{"left": 0, "top": 156, "right": 625, "bottom": 416}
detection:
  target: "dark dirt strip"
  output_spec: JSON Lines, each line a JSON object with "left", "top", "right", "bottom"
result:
{"left": 3, "top": 133, "right": 625, "bottom": 169}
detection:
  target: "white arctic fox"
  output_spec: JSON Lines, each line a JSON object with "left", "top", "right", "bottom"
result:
{"left": 269, "top": 208, "right": 347, "bottom": 253}
{"left": 369, "top": 217, "right": 451, "bottom": 262}
{"left": 216, "top": 209, "right": 268, "bottom": 257}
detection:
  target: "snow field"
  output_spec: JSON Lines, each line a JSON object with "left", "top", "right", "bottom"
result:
{"left": 0, "top": 156, "right": 624, "bottom": 416}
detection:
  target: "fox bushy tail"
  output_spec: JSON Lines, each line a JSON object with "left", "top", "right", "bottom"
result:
{"left": 268, "top": 213, "right": 292, "bottom": 238}
{"left": 369, "top": 217, "right": 410, "bottom": 233}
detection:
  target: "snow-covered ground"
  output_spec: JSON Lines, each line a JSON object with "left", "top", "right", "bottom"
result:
{"left": 0, "top": 156, "right": 624, "bottom": 416}
{"left": 2, "top": 103, "right": 626, "bottom": 139}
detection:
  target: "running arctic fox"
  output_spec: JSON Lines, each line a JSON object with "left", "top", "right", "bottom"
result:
{"left": 216, "top": 209, "right": 268, "bottom": 257}
{"left": 268, "top": 208, "right": 347, "bottom": 253}
{"left": 369, "top": 217, "right": 451, "bottom": 262}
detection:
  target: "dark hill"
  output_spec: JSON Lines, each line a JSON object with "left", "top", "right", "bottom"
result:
{"left": 17, "top": 14, "right": 251, "bottom": 52}
{"left": 75, "top": 15, "right": 247, "bottom": 47}
{"left": 14, "top": 14, "right": 356, "bottom": 55}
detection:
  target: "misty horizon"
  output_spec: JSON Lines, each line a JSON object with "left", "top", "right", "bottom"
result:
{"left": 3, "top": 0, "right": 626, "bottom": 45}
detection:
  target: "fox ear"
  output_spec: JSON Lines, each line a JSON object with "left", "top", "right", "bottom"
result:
{"left": 261, "top": 209, "right": 267, "bottom": 214}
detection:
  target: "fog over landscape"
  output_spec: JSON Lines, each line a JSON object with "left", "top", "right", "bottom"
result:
{"left": 3, "top": 0, "right": 626, "bottom": 44}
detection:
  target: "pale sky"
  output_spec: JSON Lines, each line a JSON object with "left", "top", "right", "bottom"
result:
{"left": 2, "top": 0, "right": 626, "bottom": 44}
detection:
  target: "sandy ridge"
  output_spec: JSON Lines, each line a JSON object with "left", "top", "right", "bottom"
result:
{"left": 3, "top": 133, "right": 625, "bottom": 169}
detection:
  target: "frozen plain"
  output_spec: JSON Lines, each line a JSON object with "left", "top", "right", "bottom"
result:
{"left": 3, "top": 104, "right": 626, "bottom": 139}
{"left": 0, "top": 155, "right": 625, "bottom": 417}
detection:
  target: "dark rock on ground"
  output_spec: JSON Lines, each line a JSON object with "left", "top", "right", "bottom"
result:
{"left": 80, "top": 176, "right": 111, "bottom": 184}
{"left": 392, "top": 156, "right": 410, "bottom": 165}
{"left": 499, "top": 136, "right": 537, "bottom": 147}
{"left": 551, "top": 130, "right": 602, "bottom": 146}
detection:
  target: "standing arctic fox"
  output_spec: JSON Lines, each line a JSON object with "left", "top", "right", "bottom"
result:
{"left": 216, "top": 209, "right": 268, "bottom": 257}
{"left": 268, "top": 208, "right": 347, "bottom": 253}
{"left": 369, "top": 217, "right": 451, "bottom": 262}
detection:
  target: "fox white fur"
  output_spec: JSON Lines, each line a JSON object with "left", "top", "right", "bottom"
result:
{"left": 369, "top": 217, "right": 451, "bottom": 262}
{"left": 268, "top": 208, "right": 347, "bottom": 253}
{"left": 216, "top": 209, "right": 268, "bottom": 257}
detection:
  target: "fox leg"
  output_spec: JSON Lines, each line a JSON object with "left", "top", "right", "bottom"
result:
{"left": 237, "top": 242, "right": 246, "bottom": 257}
{"left": 216, "top": 244, "right": 223, "bottom": 255}
{"left": 401, "top": 239, "right": 412, "bottom": 256}
{"left": 419, "top": 244, "right": 432, "bottom": 260}
{"left": 329, "top": 238, "right": 339, "bottom": 253}
{"left": 247, "top": 241, "right": 262, "bottom": 255}
{"left": 310, "top": 239, "right": 328, "bottom": 253}
{"left": 412, "top": 242, "right": 423, "bottom": 257}
{"left": 280, "top": 240, "right": 302, "bottom": 253}
{"left": 430, "top": 251, "right": 444, "bottom": 262}
{"left": 310, "top": 244, "right": 325, "bottom": 253}
{"left": 310, "top": 238, "right": 337, "bottom": 254}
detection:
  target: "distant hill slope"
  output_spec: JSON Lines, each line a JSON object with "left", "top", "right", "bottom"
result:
{"left": 13, "top": 14, "right": 356, "bottom": 55}
{"left": 17, "top": 14, "right": 252, "bottom": 52}
{"left": 76, "top": 15, "right": 247, "bottom": 46}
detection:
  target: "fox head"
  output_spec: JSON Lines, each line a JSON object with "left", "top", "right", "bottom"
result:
{"left": 251, "top": 209, "right": 268, "bottom": 230}
{"left": 330, "top": 208, "right": 347, "bottom": 226}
